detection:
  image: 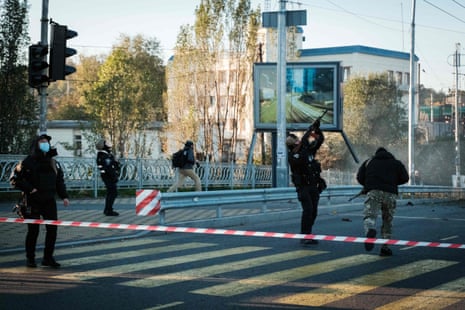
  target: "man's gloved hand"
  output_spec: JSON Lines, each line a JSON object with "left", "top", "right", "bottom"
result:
{"left": 309, "top": 119, "right": 320, "bottom": 131}
{"left": 312, "top": 119, "right": 320, "bottom": 129}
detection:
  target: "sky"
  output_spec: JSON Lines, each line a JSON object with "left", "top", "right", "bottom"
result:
{"left": 27, "top": 0, "right": 465, "bottom": 91}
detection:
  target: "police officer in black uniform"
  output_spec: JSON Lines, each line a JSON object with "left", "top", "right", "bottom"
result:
{"left": 286, "top": 119, "right": 325, "bottom": 245}
{"left": 96, "top": 139, "right": 120, "bottom": 216}
{"left": 11, "top": 133, "right": 70, "bottom": 268}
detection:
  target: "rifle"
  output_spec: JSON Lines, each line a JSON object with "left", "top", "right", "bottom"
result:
{"left": 348, "top": 189, "right": 367, "bottom": 202}
{"left": 292, "top": 109, "right": 329, "bottom": 154}
{"left": 308, "top": 108, "right": 328, "bottom": 132}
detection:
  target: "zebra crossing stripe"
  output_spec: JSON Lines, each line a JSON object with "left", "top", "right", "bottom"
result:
{"left": 1, "top": 217, "right": 464, "bottom": 250}
{"left": 52, "top": 246, "right": 267, "bottom": 281}
{"left": 121, "top": 250, "right": 325, "bottom": 288}
{"left": 192, "top": 254, "right": 380, "bottom": 297}
{"left": 276, "top": 259, "right": 458, "bottom": 307}
{"left": 376, "top": 276, "right": 465, "bottom": 310}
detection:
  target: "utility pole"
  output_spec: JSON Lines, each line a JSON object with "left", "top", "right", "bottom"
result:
{"left": 430, "top": 93, "right": 433, "bottom": 122}
{"left": 275, "top": 0, "right": 287, "bottom": 187}
{"left": 408, "top": 0, "right": 416, "bottom": 185}
{"left": 454, "top": 43, "right": 461, "bottom": 187}
{"left": 39, "top": 0, "right": 49, "bottom": 133}
{"left": 261, "top": 3, "right": 306, "bottom": 187}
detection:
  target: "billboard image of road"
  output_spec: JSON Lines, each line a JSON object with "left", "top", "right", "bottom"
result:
{"left": 254, "top": 62, "right": 341, "bottom": 131}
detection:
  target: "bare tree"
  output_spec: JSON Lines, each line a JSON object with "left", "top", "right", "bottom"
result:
{"left": 168, "top": 0, "right": 260, "bottom": 162}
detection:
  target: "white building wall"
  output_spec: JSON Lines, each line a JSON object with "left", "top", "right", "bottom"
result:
{"left": 45, "top": 121, "right": 163, "bottom": 159}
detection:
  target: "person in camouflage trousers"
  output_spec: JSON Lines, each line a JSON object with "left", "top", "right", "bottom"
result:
{"left": 356, "top": 147, "right": 409, "bottom": 256}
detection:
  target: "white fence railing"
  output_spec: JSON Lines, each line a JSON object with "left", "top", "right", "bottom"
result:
{"left": 0, "top": 156, "right": 357, "bottom": 193}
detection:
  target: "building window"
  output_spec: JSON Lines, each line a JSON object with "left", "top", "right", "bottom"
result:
{"left": 342, "top": 66, "right": 351, "bottom": 81}
{"left": 387, "top": 70, "right": 394, "bottom": 82}
{"left": 396, "top": 71, "right": 403, "bottom": 85}
{"left": 404, "top": 72, "right": 410, "bottom": 86}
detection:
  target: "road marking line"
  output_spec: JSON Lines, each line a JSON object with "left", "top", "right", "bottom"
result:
{"left": 0, "top": 238, "right": 166, "bottom": 264}
{"left": 440, "top": 235, "right": 459, "bottom": 241}
{"left": 191, "top": 254, "right": 380, "bottom": 297}
{"left": 376, "top": 276, "right": 465, "bottom": 310}
{"left": 121, "top": 250, "right": 326, "bottom": 288}
{"left": 52, "top": 246, "right": 267, "bottom": 281}
{"left": 276, "top": 259, "right": 458, "bottom": 307}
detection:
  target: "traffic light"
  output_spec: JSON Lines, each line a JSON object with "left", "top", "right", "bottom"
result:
{"left": 28, "top": 44, "right": 49, "bottom": 88}
{"left": 49, "top": 24, "right": 78, "bottom": 81}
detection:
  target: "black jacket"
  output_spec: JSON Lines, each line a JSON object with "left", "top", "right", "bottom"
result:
{"left": 287, "top": 128, "right": 324, "bottom": 188}
{"left": 181, "top": 146, "right": 196, "bottom": 169}
{"left": 357, "top": 149, "right": 409, "bottom": 195}
{"left": 13, "top": 138, "right": 68, "bottom": 201}
{"left": 97, "top": 150, "right": 120, "bottom": 182}
{"left": 287, "top": 127, "right": 324, "bottom": 177}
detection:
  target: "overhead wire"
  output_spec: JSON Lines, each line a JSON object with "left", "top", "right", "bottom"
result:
{"left": 424, "top": 0, "right": 465, "bottom": 24}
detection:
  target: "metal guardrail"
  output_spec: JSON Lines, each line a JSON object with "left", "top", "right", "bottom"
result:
{"left": 157, "top": 185, "right": 465, "bottom": 225}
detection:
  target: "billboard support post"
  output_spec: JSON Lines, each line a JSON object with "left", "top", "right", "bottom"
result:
{"left": 275, "top": 0, "right": 288, "bottom": 188}
{"left": 262, "top": 3, "right": 307, "bottom": 188}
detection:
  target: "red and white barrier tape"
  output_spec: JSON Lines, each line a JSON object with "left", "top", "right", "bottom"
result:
{"left": 1, "top": 217, "right": 464, "bottom": 249}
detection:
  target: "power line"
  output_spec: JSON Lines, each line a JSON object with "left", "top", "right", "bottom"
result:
{"left": 424, "top": 0, "right": 465, "bottom": 24}
{"left": 452, "top": 0, "right": 465, "bottom": 10}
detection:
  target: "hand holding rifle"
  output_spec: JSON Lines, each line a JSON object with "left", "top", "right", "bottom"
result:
{"left": 292, "top": 109, "right": 328, "bottom": 153}
{"left": 348, "top": 188, "right": 367, "bottom": 202}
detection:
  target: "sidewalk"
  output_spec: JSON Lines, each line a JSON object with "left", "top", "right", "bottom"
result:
{"left": 0, "top": 197, "right": 292, "bottom": 253}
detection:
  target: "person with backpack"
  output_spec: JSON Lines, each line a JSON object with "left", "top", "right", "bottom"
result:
{"left": 167, "top": 140, "right": 201, "bottom": 192}
{"left": 10, "top": 133, "right": 70, "bottom": 268}
{"left": 357, "top": 147, "right": 409, "bottom": 256}
{"left": 286, "top": 119, "right": 325, "bottom": 245}
{"left": 96, "top": 139, "right": 120, "bottom": 216}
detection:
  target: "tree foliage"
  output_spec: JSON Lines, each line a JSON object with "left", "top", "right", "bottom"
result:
{"left": 0, "top": 0, "right": 37, "bottom": 154}
{"left": 343, "top": 73, "right": 407, "bottom": 158}
{"left": 48, "top": 55, "right": 103, "bottom": 120}
{"left": 83, "top": 34, "right": 166, "bottom": 158}
{"left": 328, "top": 73, "right": 408, "bottom": 169}
{"left": 168, "top": 0, "right": 260, "bottom": 162}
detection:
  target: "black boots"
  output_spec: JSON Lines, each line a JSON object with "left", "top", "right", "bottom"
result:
{"left": 41, "top": 257, "right": 61, "bottom": 268}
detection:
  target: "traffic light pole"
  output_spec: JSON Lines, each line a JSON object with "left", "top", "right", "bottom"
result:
{"left": 39, "top": 0, "right": 49, "bottom": 133}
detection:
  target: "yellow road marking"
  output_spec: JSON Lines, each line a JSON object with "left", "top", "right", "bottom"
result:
{"left": 53, "top": 246, "right": 267, "bottom": 281}
{"left": 192, "top": 254, "right": 380, "bottom": 297}
{"left": 376, "top": 276, "right": 465, "bottom": 310}
{"left": 0, "top": 237, "right": 166, "bottom": 264}
{"left": 121, "top": 250, "right": 326, "bottom": 288}
{"left": 276, "top": 259, "right": 458, "bottom": 307}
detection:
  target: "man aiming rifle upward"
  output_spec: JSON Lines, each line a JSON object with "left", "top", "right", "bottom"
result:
{"left": 286, "top": 110, "right": 327, "bottom": 245}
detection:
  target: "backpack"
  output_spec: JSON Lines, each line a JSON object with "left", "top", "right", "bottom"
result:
{"left": 9, "top": 161, "right": 22, "bottom": 189}
{"left": 172, "top": 149, "right": 187, "bottom": 168}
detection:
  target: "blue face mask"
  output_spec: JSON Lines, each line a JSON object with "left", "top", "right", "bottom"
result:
{"left": 39, "top": 142, "right": 50, "bottom": 153}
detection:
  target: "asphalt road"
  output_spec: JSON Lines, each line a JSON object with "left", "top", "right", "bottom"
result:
{"left": 0, "top": 200, "right": 464, "bottom": 309}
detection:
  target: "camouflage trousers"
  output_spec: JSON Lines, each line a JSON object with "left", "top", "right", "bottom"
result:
{"left": 363, "top": 190, "right": 397, "bottom": 239}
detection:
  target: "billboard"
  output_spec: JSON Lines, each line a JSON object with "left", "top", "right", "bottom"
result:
{"left": 253, "top": 62, "right": 342, "bottom": 131}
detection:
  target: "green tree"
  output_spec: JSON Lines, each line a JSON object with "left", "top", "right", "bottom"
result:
{"left": 83, "top": 34, "right": 166, "bottom": 158}
{"left": 48, "top": 55, "right": 103, "bottom": 120}
{"left": 339, "top": 73, "right": 408, "bottom": 168}
{"left": 0, "top": 0, "right": 36, "bottom": 154}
